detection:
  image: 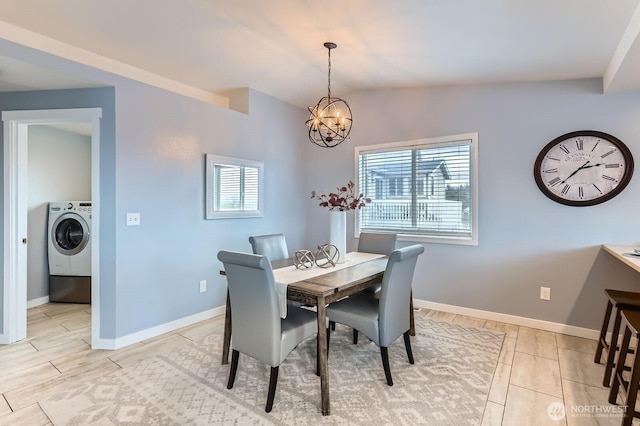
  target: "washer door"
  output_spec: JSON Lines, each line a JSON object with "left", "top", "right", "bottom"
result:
{"left": 51, "top": 213, "right": 90, "bottom": 256}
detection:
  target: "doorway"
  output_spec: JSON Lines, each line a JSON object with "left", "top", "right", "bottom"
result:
{"left": 1, "top": 108, "right": 101, "bottom": 347}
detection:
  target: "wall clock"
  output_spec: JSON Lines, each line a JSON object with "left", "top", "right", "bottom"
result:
{"left": 534, "top": 130, "right": 634, "bottom": 206}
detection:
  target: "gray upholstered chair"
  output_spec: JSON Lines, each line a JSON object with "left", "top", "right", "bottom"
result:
{"left": 248, "top": 233, "right": 289, "bottom": 261}
{"left": 358, "top": 232, "right": 397, "bottom": 294}
{"left": 326, "top": 244, "right": 424, "bottom": 386}
{"left": 331, "top": 232, "right": 397, "bottom": 337}
{"left": 217, "top": 250, "right": 318, "bottom": 412}
{"left": 358, "top": 232, "right": 397, "bottom": 256}
{"left": 249, "top": 233, "right": 303, "bottom": 309}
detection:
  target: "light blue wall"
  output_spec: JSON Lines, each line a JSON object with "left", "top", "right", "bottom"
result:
{"left": 303, "top": 78, "right": 640, "bottom": 329}
{"left": 111, "top": 82, "right": 307, "bottom": 336}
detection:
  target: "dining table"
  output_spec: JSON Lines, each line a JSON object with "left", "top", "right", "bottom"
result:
{"left": 219, "top": 251, "right": 416, "bottom": 416}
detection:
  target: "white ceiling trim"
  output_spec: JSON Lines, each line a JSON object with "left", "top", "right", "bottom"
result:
{"left": 0, "top": 19, "right": 228, "bottom": 108}
{"left": 603, "top": 2, "right": 640, "bottom": 93}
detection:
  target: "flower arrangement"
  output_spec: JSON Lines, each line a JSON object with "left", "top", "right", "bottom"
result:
{"left": 310, "top": 180, "right": 372, "bottom": 211}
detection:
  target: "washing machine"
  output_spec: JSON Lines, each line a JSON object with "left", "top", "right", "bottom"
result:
{"left": 48, "top": 201, "right": 92, "bottom": 303}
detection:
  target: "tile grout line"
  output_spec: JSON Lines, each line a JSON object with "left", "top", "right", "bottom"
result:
{"left": 498, "top": 325, "right": 525, "bottom": 426}
{"left": 554, "top": 332, "right": 569, "bottom": 426}
{"left": 480, "top": 332, "right": 506, "bottom": 424}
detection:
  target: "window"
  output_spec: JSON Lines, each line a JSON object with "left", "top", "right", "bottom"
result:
{"left": 356, "top": 133, "right": 478, "bottom": 245}
{"left": 389, "top": 177, "right": 404, "bottom": 196}
{"left": 205, "top": 154, "right": 264, "bottom": 219}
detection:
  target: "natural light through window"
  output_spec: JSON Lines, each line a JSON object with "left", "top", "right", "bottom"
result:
{"left": 355, "top": 133, "right": 478, "bottom": 245}
{"left": 206, "top": 154, "right": 264, "bottom": 219}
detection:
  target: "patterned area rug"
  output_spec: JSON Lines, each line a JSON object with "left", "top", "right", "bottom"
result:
{"left": 41, "top": 316, "right": 504, "bottom": 425}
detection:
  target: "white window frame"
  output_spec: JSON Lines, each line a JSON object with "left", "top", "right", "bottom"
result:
{"left": 354, "top": 132, "right": 478, "bottom": 245}
{"left": 205, "top": 154, "right": 264, "bottom": 219}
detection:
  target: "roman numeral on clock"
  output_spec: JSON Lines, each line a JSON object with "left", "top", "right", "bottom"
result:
{"left": 559, "top": 145, "right": 570, "bottom": 154}
{"left": 602, "top": 175, "right": 617, "bottom": 182}
{"left": 576, "top": 139, "right": 583, "bottom": 150}
{"left": 548, "top": 177, "right": 561, "bottom": 187}
{"left": 601, "top": 150, "right": 615, "bottom": 158}
{"left": 544, "top": 168, "right": 558, "bottom": 173}
{"left": 605, "top": 164, "right": 620, "bottom": 168}
{"left": 578, "top": 186, "right": 584, "bottom": 198}
{"left": 561, "top": 184, "right": 570, "bottom": 196}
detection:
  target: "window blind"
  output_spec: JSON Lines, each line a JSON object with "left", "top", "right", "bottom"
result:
{"left": 214, "top": 164, "right": 260, "bottom": 212}
{"left": 357, "top": 137, "right": 474, "bottom": 240}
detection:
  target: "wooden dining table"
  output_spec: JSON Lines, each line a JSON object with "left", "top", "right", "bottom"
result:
{"left": 219, "top": 252, "right": 415, "bottom": 416}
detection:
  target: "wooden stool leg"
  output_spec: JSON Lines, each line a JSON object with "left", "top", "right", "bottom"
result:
{"left": 603, "top": 308, "right": 623, "bottom": 387}
{"left": 609, "top": 326, "right": 632, "bottom": 405}
{"left": 623, "top": 339, "right": 640, "bottom": 426}
{"left": 595, "top": 300, "right": 613, "bottom": 364}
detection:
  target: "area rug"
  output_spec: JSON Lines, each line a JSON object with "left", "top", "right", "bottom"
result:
{"left": 41, "top": 316, "right": 504, "bottom": 425}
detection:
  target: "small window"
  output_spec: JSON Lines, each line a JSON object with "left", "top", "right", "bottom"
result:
{"left": 356, "top": 133, "right": 478, "bottom": 245}
{"left": 205, "top": 154, "right": 264, "bottom": 219}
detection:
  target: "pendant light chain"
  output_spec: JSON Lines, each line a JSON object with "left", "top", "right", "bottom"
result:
{"left": 327, "top": 46, "right": 332, "bottom": 100}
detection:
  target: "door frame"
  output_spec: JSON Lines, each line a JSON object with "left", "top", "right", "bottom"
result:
{"left": 1, "top": 108, "right": 101, "bottom": 346}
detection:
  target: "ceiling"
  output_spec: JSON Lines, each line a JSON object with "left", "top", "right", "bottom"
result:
{"left": 0, "top": 0, "right": 640, "bottom": 108}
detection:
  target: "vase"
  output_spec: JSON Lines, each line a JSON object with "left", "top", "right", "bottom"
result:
{"left": 329, "top": 210, "right": 346, "bottom": 263}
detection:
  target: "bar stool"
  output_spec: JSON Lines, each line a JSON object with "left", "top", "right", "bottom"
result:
{"left": 594, "top": 289, "right": 640, "bottom": 387}
{"left": 608, "top": 309, "right": 640, "bottom": 425}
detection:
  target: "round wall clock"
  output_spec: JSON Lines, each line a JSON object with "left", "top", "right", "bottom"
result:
{"left": 534, "top": 130, "right": 634, "bottom": 206}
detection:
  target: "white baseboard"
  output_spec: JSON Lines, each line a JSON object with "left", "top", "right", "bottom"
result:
{"left": 90, "top": 299, "right": 603, "bottom": 351}
{"left": 27, "top": 296, "right": 50, "bottom": 309}
{"left": 414, "top": 299, "right": 600, "bottom": 340}
{"left": 92, "top": 305, "right": 226, "bottom": 350}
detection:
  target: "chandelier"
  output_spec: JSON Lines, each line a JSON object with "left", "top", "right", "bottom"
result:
{"left": 306, "top": 42, "right": 352, "bottom": 148}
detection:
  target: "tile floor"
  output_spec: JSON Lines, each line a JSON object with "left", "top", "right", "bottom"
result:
{"left": 0, "top": 303, "right": 635, "bottom": 425}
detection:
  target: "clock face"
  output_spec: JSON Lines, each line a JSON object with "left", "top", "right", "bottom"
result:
{"left": 534, "top": 131, "right": 634, "bottom": 206}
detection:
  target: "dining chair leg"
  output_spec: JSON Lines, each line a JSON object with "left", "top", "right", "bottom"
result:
{"left": 330, "top": 321, "right": 336, "bottom": 331}
{"left": 222, "top": 290, "right": 232, "bottom": 365}
{"left": 265, "top": 366, "right": 279, "bottom": 413}
{"left": 227, "top": 349, "right": 239, "bottom": 389}
{"left": 403, "top": 331, "right": 415, "bottom": 364}
{"left": 381, "top": 347, "right": 393, "bottom": 386}
{"left": 353, "top": 329, "right": 358, "bottom": 344}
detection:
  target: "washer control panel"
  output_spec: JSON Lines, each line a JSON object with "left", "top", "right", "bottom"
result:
{"left": 49, "top": 201, "right": 92, "bottom": 214}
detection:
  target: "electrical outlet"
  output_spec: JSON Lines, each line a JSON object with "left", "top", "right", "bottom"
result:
{"left": 540, "top": 286, "right": 551, "bottom": 301}
{"left": 199, "top": 280, "right": 207, "bottom": 293}
{"left": 126, "top": 212, "right": 141, "bottom": 226}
